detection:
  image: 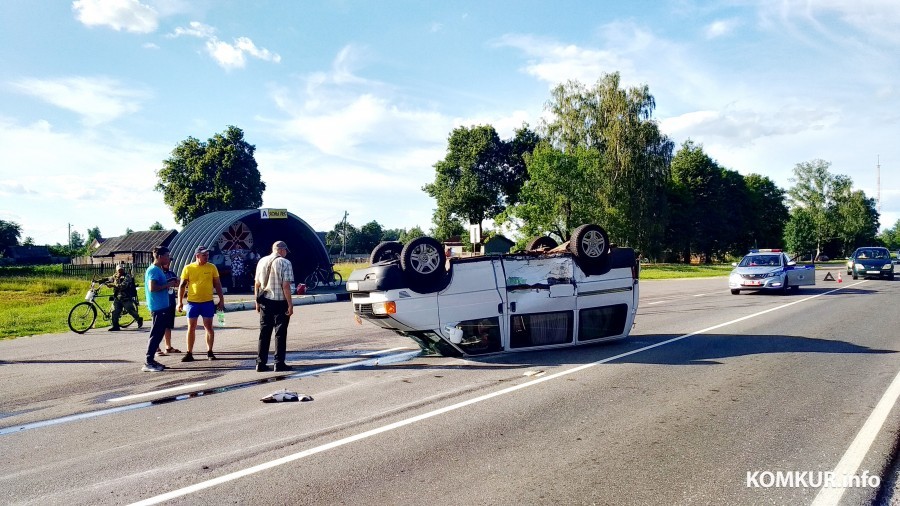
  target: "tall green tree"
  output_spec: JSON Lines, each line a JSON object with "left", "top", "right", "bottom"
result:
{"left": 398, "top": 226, "right": 425, "bottom": 244}
{"left": 430, "top": 207, "right": 466, "bottom": 242}
{"left": 325, "top": 221, "right": 358, "bottom": 254}
{"left": 156, "top": 125, "right": 266, "bottom": 225}
{"left": 0, "top": 220, "right": 22, "bottom": 255}
{"left": 784, "top": 207, "right": 817, "bottom": 255}
{"left": 786, "top": 159, "right": 840, "bottom": 259}
{"left": 668, "top": 141, "right": 727, "bottom": 263}
{"left": 506, "top": 143, "right": 602, "bottom": 242}
{"left": 832, "top": 186, "right": 879, "bottom": 255}
{"left": 878, "top": 220, "right": 900, "bottom": 250}
{"left": 149, "top": 221, "right": 165, "bottom": 231}
{"left": 424, "top": 125, "right": 506, "bottom": 240}
{"left": 356, "top": 221, "right": 385, "bottom": 253}
{"left": 541, "top": 73, "right": 673, "bottom": 253}
{"left": 744, "top": 174, "right": 788, "bottom": 249}
{"left": 70, "top": 230, "right": 85, "bottom": 252}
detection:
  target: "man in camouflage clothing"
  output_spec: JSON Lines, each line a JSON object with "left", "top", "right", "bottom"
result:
{"left": 107, "top": 264, "right": 143, "bottom": 331}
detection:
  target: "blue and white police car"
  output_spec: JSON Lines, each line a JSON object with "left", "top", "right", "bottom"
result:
{"left": 728, "top": 249, "right": 815, "bottom": 295}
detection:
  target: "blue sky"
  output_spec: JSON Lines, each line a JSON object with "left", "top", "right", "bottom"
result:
{"left": 1, "top": 0, "right": 898, "bottom": 245}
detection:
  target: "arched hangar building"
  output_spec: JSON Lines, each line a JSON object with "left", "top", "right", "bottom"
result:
{"left": 167, "top": 209, "right": 328, "bottom": 292}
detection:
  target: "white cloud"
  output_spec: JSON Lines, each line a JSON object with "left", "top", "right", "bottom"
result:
{"left": 72, "top": 0, "right": 158, "bottom": 33}
{"left": 168, "top": 21, "right": 215, "bottom": 39}
{"left": 8, "top": 76, "right": 150, "bottom": 126}
{"left": 169, "top": 21, "right": 280, "bottom": 70}
{"left": 705, "top": 18, "right": 739, "bottom": 39}
{"left": 0, "top": 116, "right": 176, "bottom": 243}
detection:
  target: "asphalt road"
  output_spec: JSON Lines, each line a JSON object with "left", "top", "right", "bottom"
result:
{"left": 2, "top": 270, "right": 899, "bottom": 505}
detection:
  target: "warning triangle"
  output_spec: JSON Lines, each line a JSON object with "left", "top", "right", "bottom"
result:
{"left": 823, "top": 272, "right": 835, "bottom": 281}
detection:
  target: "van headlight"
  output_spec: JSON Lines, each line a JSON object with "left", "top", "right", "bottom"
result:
{"left": 346, "top": 281, "right": 359, "bottom": 291}
{"left": 372, "top": 301, "right": 396, "bottom": 315}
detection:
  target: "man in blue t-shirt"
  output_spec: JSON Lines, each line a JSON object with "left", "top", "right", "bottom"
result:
{"left": 143, "top": 246, "right": 179, "bottom": 372}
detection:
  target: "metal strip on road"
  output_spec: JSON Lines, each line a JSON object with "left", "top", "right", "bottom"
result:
{"left": 131, "top": 281, "right": 878, "bottom": 505}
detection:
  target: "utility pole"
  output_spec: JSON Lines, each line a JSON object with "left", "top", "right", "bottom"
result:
{"left": 877, "top": 155, "right": 881, "bottom": 214}
{"left": 67, "top": 223, "right": 72, "bottom": 252}
{"left": 340, "top": 211, "right": 348, "bottom": 257}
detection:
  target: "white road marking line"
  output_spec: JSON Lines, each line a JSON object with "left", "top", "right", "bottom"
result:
{"left": 107, "top": 383, "right": 208, "bottom": 403}
{"left": 359, "top": 347, "right": 410, "bottom": 356}
{"left": 810, "top": 366, "right": 900, "bottom": 506}
{"left": 130, "top": 280, "right": 869, "bottom": 506}
{"left": 646, "top": 300, "right": 668, "bottom": 305}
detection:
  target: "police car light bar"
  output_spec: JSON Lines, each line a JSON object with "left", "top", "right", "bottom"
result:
{"left": 750, "top": 249, "right": 781, "bottom": 253}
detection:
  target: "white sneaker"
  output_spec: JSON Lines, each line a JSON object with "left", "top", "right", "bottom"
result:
{"left": 142, "top": 363, "right": 164, "bottom": 372}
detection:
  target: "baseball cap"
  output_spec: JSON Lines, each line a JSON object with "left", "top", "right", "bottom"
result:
{"left": 273, "top": 241, "right": 289, "bottom": 252}
{"left": 195, "top": 245, "right": 209, "bottom": 255}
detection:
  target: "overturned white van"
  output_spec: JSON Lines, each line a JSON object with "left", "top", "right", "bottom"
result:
{"left": 347, "top": 224, "right": 640, "bottom": 357}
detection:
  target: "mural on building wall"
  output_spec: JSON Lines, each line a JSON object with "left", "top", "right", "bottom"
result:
{"left": 213, "top": 220, "right": 260, "bottom": 292}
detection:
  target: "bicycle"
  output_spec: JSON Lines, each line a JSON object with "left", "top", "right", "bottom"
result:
{"left": 304, "top": 264, "right": 343, "bottom": 291}
{"left": 67, "top": 279, "right": 137, "bottom": 334}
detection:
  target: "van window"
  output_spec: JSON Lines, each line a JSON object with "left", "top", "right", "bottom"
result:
{"left": 456, "top": 317, "right": 502, "bottom": 354}
{"left": 579, "top": 304, "right": 628, "bottom": 341}
{"left": 510, "top": 311, "right": 574, "bottom": 348}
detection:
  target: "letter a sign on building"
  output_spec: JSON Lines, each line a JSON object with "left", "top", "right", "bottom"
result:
{"left": 260, "top": 209, "right": 288, "bottom": 219}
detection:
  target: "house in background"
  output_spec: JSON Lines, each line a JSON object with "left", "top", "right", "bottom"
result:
{"left": 89, "top": 230, "right": 178, "bottom": 266}
{"left": 483, "top": 235, "right": 516, "bottom": 254}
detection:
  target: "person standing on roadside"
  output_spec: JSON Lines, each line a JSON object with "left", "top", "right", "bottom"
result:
{"left": 178, "top": 245, "right": 225, "bottom": 362}
{"left": 254, "top": 241, "right": 294, "bottom": 372}
{"left": 157, "top": 258, "right": 181, "bottom": 357}
{"left": 143, "top": 246, "right": 179, "bottom": 372}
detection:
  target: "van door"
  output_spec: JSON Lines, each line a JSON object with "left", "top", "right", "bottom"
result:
{"left": 436, "top": 258, "right": 506, "bottom": 354}
{"left": 503, "top": 255, "right": 576, "bottom": 350}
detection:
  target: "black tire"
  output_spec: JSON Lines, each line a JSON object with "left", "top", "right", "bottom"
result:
{"left": 331, "top": 271, "right": 343, "bottom": 285}
{"left": 369, "top": 241, "right": 403, "bottom": 264}
{"left": 68, "top": 302, "right": 97, "bottom": 334}
{"left": 730, "top": 289, "right": 740, "bottom": 295}
{"left": 304, "top": 272, "right": 319, "bottom": 291}
{"left": 400, "top": 236, "right": 446, "bottom": 292}
{"left": 526, "top": 236, "right": 558, "bottom": 251}
{"left": 568, "top": 224, "right": 610, "bottom": 273}
{"left": 119, "top": 311, "right": 135, "bottom": 328}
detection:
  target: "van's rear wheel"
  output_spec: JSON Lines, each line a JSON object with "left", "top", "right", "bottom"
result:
{"left": 568, "top": 224, "right": 610, "bottom": 274}
{"left": 400, "top": 236, "right": 447, "bottom": 293}
{"left": 369, "top": 241, "right": 403, "bottom": 264}
{"left": 527, "top": 236, "right": 558, "bottom": 251}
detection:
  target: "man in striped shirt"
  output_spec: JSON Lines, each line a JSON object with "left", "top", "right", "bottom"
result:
{"left": 254, "top": 240, "right": 295, "bottom": 372}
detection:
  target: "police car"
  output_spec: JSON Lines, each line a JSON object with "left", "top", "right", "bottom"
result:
{"left": 728, "top": 249, "right": 815, "bottom": 295}
{"left": 347, "top": 224, "right": 639, "bottom": 357}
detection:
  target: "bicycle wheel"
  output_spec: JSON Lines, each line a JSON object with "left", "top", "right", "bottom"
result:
{"left": 119, "top": 311, "right": 135, "bottom": 328}
{"left": 68, "top": 302, "right": 97, "bottom": 334}
{"left": 331, "top": 271, "right": 343, "bottom": 285}
{"left": 304, "top": 272, "right": 319, "bottom": 291}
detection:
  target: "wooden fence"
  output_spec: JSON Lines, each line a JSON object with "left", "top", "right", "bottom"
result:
{"left": 61, "top": 261, "right": 150, "bottom": 279}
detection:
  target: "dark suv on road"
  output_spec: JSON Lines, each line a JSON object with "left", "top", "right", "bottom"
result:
{"left": 848, "top": 247, "right": 895, "bottom": 280}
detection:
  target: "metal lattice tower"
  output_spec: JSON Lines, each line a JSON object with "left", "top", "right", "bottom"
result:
{"left": 877, "top": 155, "right": 881, "bottom": 214}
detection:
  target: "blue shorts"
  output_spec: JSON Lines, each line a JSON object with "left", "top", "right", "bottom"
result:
{"left": 186, "top": 300, "right": 216, "bottom": 319}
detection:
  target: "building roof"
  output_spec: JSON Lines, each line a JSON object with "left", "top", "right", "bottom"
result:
{"left": 166, "top": 209, "right": 329, "bottom": 281}
{"left": 91, "top": 230, "right": 178, "bottom": 257}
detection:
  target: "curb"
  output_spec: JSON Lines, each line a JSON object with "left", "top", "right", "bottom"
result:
{"left": 223, "top": 292, "right": 350, "bottom": 312}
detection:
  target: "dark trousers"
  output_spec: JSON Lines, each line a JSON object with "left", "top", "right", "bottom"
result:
{"left": 258, "top": 299, "right": 291, "bottom": 365}
{"left": 146, "top": 307, "right": 173, "bottom": 365}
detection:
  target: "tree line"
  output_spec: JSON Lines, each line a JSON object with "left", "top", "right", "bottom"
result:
{"left": 423, "top": 72, "right": 893, "bottom": 262}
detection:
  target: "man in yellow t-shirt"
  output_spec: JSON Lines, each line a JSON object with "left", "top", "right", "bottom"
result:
{"left": 177, "top": 245, "right": 225, "bottom": 362}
